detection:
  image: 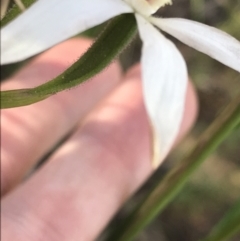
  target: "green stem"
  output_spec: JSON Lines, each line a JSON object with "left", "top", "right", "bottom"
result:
{"left": 102, "top": 94, "right": 240, "bottom": 241}
{"left": 200, "top": 199, "right": 240, "bottom": 241}
{"left": 1, "top": 14, "right": 136, "bottom": 108}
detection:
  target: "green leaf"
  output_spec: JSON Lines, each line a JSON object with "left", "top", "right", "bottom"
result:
{"left": 1, "top": 14, "right": 137, "bottom": 109}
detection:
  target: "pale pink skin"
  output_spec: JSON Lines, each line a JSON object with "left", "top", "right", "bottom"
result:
{"left": 1, "top": 38, "right": 198, "bottom": 241}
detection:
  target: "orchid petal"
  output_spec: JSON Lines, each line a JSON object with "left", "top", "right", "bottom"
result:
{"left": 150, "top": 17, "right": 240, "bottom": 72}
{"left": 135, "top": 14, "right": 188, "bottom": 167}
{"left": 1, "top": 0, "right": 133, "bottom": 64}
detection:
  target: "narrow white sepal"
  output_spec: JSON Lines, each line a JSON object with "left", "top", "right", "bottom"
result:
{"left": 150, "top": 17, "right": 240, "bottom": 72}
{"left": 135, "top": 14, "right": 188, "bottom": 167}
{"left": 1, "top": 0, "right": 133, "bottom": 64}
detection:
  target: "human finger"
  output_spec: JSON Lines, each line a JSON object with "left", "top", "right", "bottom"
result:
{"left": 1, "top": 38, "right": 122, "bottom": 196}
{"left": 1, "top": 65, "right": 197, "bottom": 241}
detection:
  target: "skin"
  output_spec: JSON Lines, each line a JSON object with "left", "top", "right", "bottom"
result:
{"left": 1, "top": 38, "right": 198, "bottom": 241}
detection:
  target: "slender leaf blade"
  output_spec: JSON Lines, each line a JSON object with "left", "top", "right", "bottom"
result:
{"left": 1, "top": 14, "right": 137, "bottom": 109}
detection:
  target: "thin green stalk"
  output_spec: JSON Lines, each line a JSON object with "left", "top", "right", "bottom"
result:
{"left": 1, "top": 14, "right": 137, "bottom": 108}
{"left": 200, "top": 199, "right": 240, "bottom": 241}
{"left": 102, "top": 94, "right": 240, "bottom": 241}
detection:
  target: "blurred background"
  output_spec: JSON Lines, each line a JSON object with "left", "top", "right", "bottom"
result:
{"left": 1, "top": 0, "right": 240, "bottom": 240}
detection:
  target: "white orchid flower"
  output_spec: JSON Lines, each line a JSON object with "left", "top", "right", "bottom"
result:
{"left": 1, "top": 0, "right": 240, "bottom": 167}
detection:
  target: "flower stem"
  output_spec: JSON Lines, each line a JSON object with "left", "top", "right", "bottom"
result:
{"left": 102, "top": 93, "right": 240, "bottom": 241}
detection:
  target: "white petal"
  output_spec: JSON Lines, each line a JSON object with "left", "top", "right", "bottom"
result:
{"left": 150, "top": 17, "right": 240, "bottom": 72}
{"left": 1, "top": 0, "right": 133, "bottom": 64}
{"left": 135, "top": 14, "right": 188, "bottom": 167}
